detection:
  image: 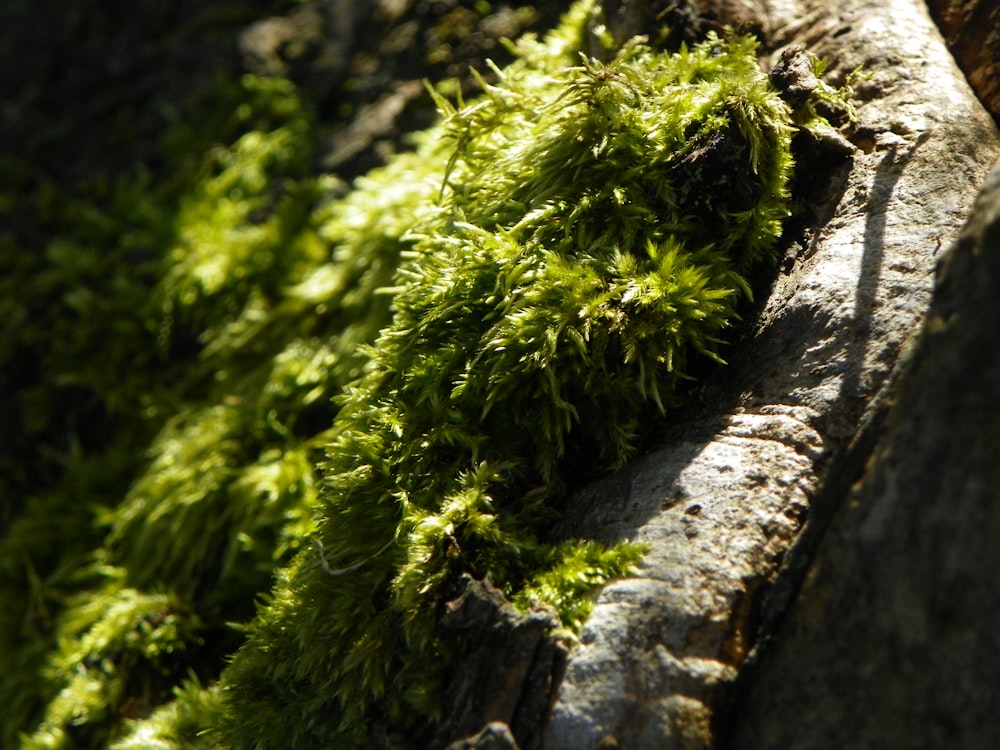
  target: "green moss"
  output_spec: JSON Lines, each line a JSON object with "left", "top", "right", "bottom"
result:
{"left": 110, "top": 677, "right": 223, "bottom": 750}
{"left": 0, "top": 67, "right": 366, "bottom": 748}
{"left": 23, "top": 584, "right": 202, "bottom": 750}
{"left": 213, "top": 6, "right": 846, "bottom": 748}
{"left": 1, "top": 0, "right": 857, "bottom": 747}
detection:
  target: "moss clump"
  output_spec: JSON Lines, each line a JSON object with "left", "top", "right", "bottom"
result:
{"left": 214, "top": 7, "right": 834, "bottom": 749}
{"left": 1, "top": 70, "right": 354, "bottom": 750}
{"left": 2, "top": 1, "right": 857, "bottom": 747}
{"left": 3, "top": 66, "right": 433, "bottom": 747}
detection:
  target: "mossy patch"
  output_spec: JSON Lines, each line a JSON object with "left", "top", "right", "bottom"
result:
{"left": 1, "top": 1, "right": 857, "bottom": 747}
{"left": 213, "top": 5, "right": 848, "bottom": 748}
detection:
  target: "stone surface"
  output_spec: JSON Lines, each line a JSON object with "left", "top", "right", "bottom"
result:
{"left": 446, "top": 722, "right": 522, "bottom": 750}
{"left": 546, "top": 410, "right": 822, "bottom": 749}
{"left": 927, "top": 0, "right": 1000, "bottom": 122}
{"left": 542, "top": 0, "right": 1000, "bottom": 747}
{"left": 431, "top": 576, "right": 567, "bottom": 750}
{"left": 721, "top": 153, "right": 1000, "bottom": 750}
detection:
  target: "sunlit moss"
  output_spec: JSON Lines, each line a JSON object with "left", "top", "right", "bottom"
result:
{"left": 216, "top": 5, "right": 852, "bottom": 748}
{"left": 111, "top": 677, "right": 222, "bottom": 750}
{"left": 0, "top": 66, "right": 376, "bottom": 747}
{"left": 23, "top": 583, "right": 202, "bottom": 750}
{"left": 1, "top": 0, "right": 857, "bottom": 747}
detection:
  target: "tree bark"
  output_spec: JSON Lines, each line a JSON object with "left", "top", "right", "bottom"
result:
{"left": 721, "top": 155, "right": 1000, "bottom": 749}
{"left": 926, "top": 0, "right": 1000, "bottom": 122}
{"left": 528, "top": 1, "right": 1000, "bottom": 748}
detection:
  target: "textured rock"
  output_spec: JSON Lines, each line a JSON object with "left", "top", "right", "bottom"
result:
{"left": 927, "top": 0, "right": 1000, "bottom": 122}
{"left": 447, "top": 722, "right": 522, "bottom": 750}
{"left": 542, "top": 0, "right": 1000, "bottom": 747}
{"left": 546, "top": 410, "right": 822, "bottom": 748}
{"left": 721, "top": 151, "right": 1000, "bottom": 750}
{"left": 432, "top": 577, "right": 566, "bottom": 750}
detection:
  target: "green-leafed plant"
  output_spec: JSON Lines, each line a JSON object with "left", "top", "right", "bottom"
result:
{"left": 2, "top": 1, "right": 858, "bottom": 747}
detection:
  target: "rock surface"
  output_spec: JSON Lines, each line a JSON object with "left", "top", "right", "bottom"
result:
{"left": 433, "top": 577, "right": 566, "bottom": 750}
{"left": 926, "top": 0, "right": 1000, "bottom": 122}
{"left": 721, "top": 141, "right": 1000, "bottom": 750}
{"left": 537, "top": 0, "right": 1000, "bottom": 747}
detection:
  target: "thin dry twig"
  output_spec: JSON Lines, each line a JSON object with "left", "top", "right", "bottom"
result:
{"left": 312, "top": 537, "right": 395, "bottom": 577}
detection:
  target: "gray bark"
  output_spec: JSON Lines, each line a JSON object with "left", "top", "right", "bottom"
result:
{"left": 722, "top": 155, "right": 1000, "bottom": 748}
{"left": 926, "top": 0, "right": 1000, "bottom": 122}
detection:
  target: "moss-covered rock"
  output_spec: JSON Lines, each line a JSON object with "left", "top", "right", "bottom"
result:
{"left": 1, "top": 1, "right": 856, "bottom": 747}
{"left": 211, "top": 5, "right": 851, "bottom": 748}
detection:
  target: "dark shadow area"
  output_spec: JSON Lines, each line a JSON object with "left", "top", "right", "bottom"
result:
{"left": 0, "top": 0, "right": 288, "bottom": 185}
{"left": 549, "top": 436, "right": 712, "bottom": 546}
